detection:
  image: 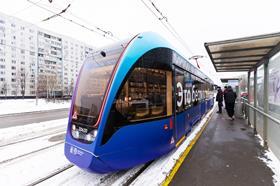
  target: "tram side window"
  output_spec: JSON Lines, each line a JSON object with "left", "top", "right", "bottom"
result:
{"left": 115, "top": 67, "right": 172, "bottom": 122}
{"left": 197, "top": 78, "right": 206, "bottom": 101}
{"left": 191, "top": 75, "right": 200, "bottom": 106}
{"left": 206, "top": 83, "right": 214, "bottom": 99}
{"left": 175, "top": 69, "right": 184, "bottom": 113}
{"left": 200, "top": 81, "right": 206, "bottom": 100}
{"left": 184, "top": 71, "right": 192, "bottom": 109}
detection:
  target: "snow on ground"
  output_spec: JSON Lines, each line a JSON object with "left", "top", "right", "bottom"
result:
{"left": 0, "top": 106, "right": 215, "bottom": 186}
{"left": 131, "top": 107, "right": 215, "bottom": 186}
{"left": 0, "top": 99, "right": 70, "bottom": 115}
{"left": 0, "top": 131, "right": 65, "bottom": 163}
{"left": 39, "top": 164, "right": 145, "bottom": 186}
{"left": 256, "top": 135, "right": 280, "bottom": 186}
{"left": 0, "top": 118, "right": 68, "bottom": 146}
{"left": 0, "top": 144, "right": 69, "bottom": 186}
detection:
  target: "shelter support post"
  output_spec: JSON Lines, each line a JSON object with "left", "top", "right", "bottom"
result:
{"left": 247, "top": 71, "right": 250, "bottom": 125}
{"left": 263, "top": 59, "right": 269, "bottom": 148}
{"left": 253, "top": 69, "right": 257, "bottom": 134}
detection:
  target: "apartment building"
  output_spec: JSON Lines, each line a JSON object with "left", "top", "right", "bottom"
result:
{"left": 0, "top": 12, "right": 94, "bottom": 98}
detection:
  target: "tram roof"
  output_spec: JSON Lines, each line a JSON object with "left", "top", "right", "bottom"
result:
{"left": 204, "top": 32, "right": 280, "bottom": 72}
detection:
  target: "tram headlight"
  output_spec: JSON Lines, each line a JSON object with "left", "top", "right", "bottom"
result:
{"left": 85, "top": 129, "right": 98, "bottom": 142}
{"left": 73, "top": 130, "right": 79, "bottom": 138}
{"left": 72, "top": 125, "right": 76, "bottom": 131}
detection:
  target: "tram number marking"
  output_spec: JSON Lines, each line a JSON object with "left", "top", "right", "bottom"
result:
{"left": 78, "top": 127, "right": 88, "bottom": 134}
{"left": 70, "top": 146, "right": 84, "bottom": 156}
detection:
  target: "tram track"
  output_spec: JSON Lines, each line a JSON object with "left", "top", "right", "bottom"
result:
{"left": 0, "top": 141, "right": 64, "bottom": 165}
{"left": 31, "top": 161, "right": 154, "bottom": 186}
{"left": 27, "top": 164, "right": 74, "bottom": 186}
{"left": 0, "top": 131, "right": 66, "bottom": 165}
{"left": 0, "top": 127, "right": 65, "bottom": 148}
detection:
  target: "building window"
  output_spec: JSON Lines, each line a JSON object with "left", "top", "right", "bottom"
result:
{"left": 44, "top": 33, "right": 50, "bottom": 38}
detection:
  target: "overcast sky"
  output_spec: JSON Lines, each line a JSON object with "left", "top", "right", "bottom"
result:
{"left": 1, "top": 0, "right": 280, "bottom": 85}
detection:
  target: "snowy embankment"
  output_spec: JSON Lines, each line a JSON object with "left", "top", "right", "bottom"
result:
{"left": 0, "top": 99, "right": 70, "bottom": 115}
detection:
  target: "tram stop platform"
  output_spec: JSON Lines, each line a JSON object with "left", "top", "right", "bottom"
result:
{"left": 170, "top": 109, "right": 274, "bottom": 186}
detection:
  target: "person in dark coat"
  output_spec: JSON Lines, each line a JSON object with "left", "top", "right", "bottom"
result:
{"left": 223, "top": 86, "right": 228, "bottom": 109}
{"left": 216, "top": 87, "right": 223, "bottom": 113}
{"left": 224, "top": 86, "right": 237, "bottom": 120}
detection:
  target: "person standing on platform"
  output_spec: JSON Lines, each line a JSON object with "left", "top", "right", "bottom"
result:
{"left": 216, "top": 87, "right": 223, "bottom": 113}
{"left": 224, "top": 86, "right": 237, "bottom": 120}
{"left": 223, "top": 86, "right": 228, "bottom": 109}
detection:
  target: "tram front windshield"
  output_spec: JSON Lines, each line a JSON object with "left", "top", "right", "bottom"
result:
{"left": 71, "top": 42, "right": 127, "bottom": 141}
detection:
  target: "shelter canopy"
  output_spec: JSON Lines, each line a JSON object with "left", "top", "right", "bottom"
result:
{"left": 205, "top": 32, "right": 280, "bottom": 72}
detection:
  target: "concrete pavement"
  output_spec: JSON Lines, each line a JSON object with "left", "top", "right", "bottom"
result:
{"left": 170, "top": 110, "right": 274, "bottom": 186}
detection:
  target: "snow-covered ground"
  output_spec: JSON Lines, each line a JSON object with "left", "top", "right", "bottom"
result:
{"left": 2, "top": 104, "right": 278, "bottom": 186}
{"left": 256, "top": 135, "right": 280, "bottom": 186}
{"left": 0, "top": 99, "right": 70, "bottom": 115}
{"left": 0, "top": 118, "right": 69, "bottom": 186}
{"left": 0, "top": 107, "right": 215, "bottom": 186}
{"left": 0, "top": 118, "right": 68, "bottom": 146}
{"left": 0, "top": 143, "right": 69, "bottom": 186}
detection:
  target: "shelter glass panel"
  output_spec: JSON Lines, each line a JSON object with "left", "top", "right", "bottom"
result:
{"left": 268, "top": 51, "right": 280, "bottom": 119}
{"left": 257, "top": 65, "right": 264, "bottom": 109}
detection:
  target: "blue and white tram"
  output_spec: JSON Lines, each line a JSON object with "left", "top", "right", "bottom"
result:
{"left": 65, "top": 32, "right": 215, "bottom": 173}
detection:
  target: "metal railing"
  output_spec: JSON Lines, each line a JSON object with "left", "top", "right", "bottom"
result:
{"left": 241, "top": 97, "right": 280, "bottom": 125}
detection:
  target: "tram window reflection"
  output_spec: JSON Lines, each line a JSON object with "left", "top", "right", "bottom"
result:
{"left": 115, "top": 67, "right": 171, "bottom": 122}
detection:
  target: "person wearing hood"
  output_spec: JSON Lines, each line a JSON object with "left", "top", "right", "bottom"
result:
{"left": 224, "top": 86, "right": 237, "bottom": 120}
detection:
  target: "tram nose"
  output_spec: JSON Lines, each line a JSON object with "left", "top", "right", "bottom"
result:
{"left": 64, "top": 143, "right": 112, "bottom": 173}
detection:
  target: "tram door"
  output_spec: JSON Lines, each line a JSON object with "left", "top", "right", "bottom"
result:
{"left": 174, "top": 66, "right": 186, "bottom": 142}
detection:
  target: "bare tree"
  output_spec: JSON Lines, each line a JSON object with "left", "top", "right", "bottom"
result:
{"left": 15, "top": 65, "right": 30, "bottom": 99}
{"left": 38, "top": 74, "right": 47, "bottom": 98}
{"left": 48, "top": 74, "right": 58, "bottom": 100}
{"left": 69, "top": 78, "right": 74, "bottom": 96}
{"left": 19, "top": 69, "right": 28, "bottom": 99}
{"left": 15, "top": 80, "right": 20, "bottom": 97}
{"left": 1, "top": 81, "right": 8, "bottom": 98}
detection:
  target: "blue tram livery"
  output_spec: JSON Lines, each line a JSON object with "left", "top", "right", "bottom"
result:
{"left": 64, "top": 32, "right": 215, "bottom": 173}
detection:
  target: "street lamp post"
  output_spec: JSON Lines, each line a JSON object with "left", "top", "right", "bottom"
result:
{"left": 189, "top": 55, "right": 205, "bottom": 69}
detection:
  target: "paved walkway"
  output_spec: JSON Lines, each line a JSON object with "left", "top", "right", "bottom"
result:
{"left": 170, "top": 109, "right": 274, "bottom": 186}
